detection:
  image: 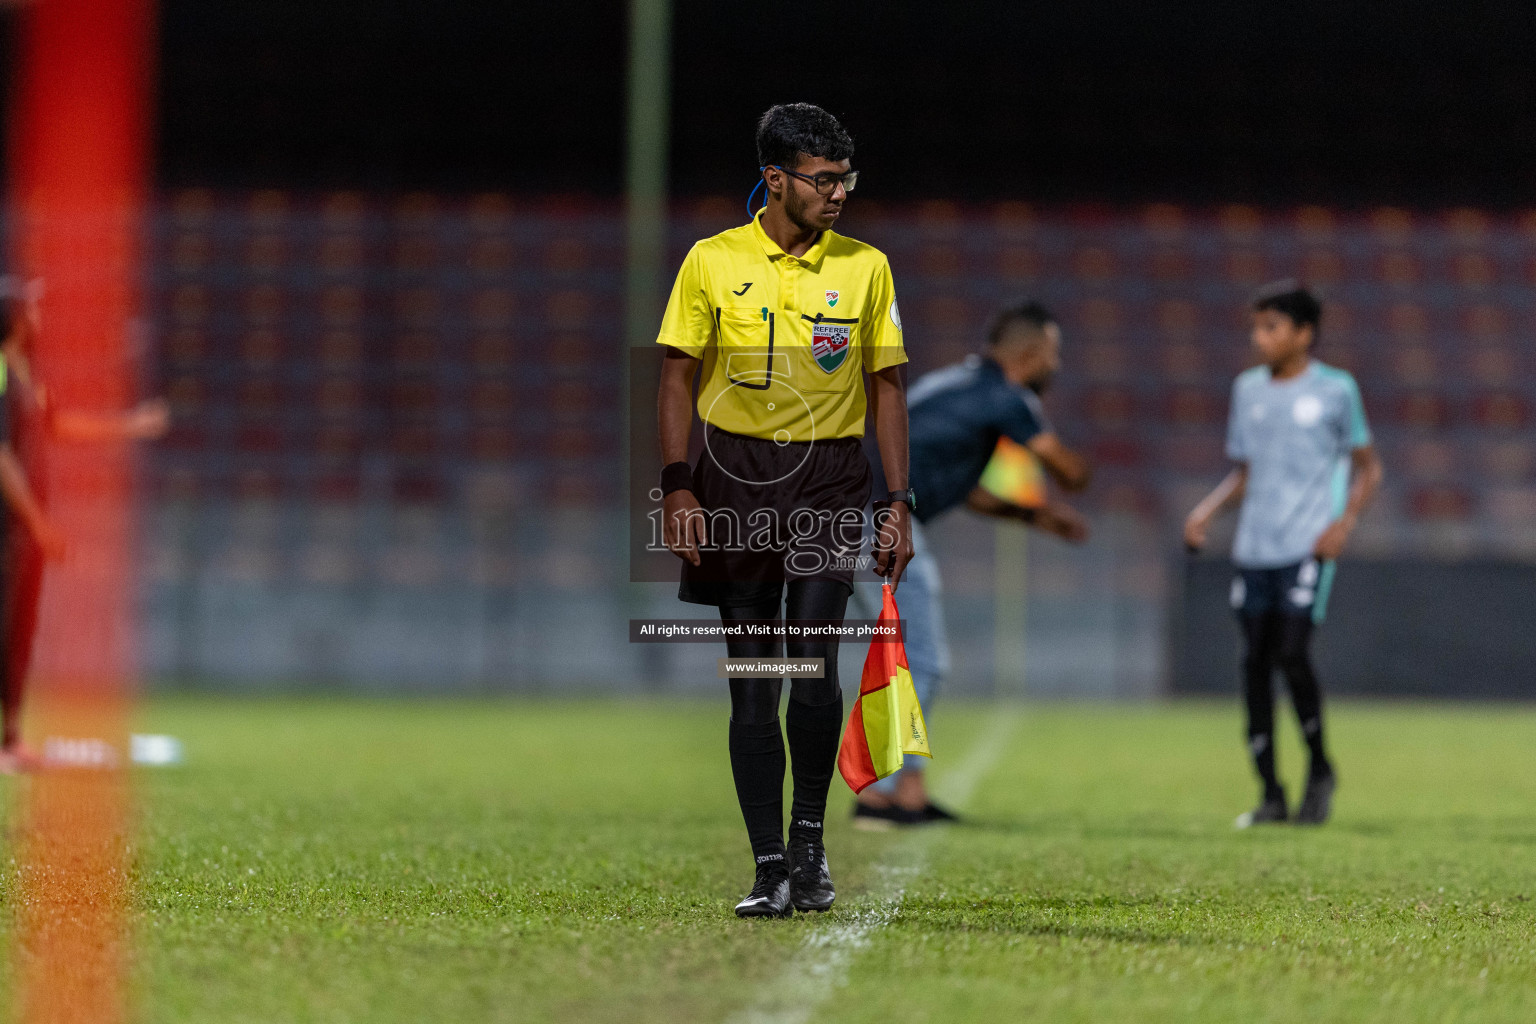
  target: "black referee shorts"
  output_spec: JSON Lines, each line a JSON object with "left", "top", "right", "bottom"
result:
{"left": 679, "top": 427, "right": 872, "bottom": 608}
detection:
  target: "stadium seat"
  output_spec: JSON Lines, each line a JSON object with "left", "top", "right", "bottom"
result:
{"left": 1080, "top": 386, "right": 1137, "bottom": 430}
{"left": 169, "top": 233, "right": 213, "bottom": 275}
{"left": 1386, "top": 346, "right": 1438, "bottom": 386}
{"left": 1071, "top": 246, "right": 1117, "bottom": 283}
{"left": 1147, "top": 248, "right": 1194, "bottom": 283}
{"left": 1387, "top": 390, "right": 1454, "bottom": 430}
{"left": 1222, "top": 250, "right": 1267, "bottom": 286}
{"left": 1162, "top": 387, "right": 1226, "bottom": 427}
{"left": 1298, "top": 249, "right": 1345, "bottom": 287}
{"left": 1375, "top": 251, "right": 1422, "bottom": 289}
{"left": 1467, "top": 345, "right": 1520, "bottom": 386}
{"left": 1481, "top": 440, "right": 1535, "bottom": 483}
{"left": 1470, "top": 391, "right": 1532, "bottom": 431}
{"left": 1407, "top": 484, "right": 1475, "bottom": 521}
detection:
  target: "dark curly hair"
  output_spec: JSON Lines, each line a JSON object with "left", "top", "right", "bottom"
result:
{"left": 755, "top": 103, "right": 854, "bottom": 171}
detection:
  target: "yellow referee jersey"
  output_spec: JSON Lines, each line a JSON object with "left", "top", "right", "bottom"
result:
{"left": 656, "top": 212, "right": 907, "bottom": 442}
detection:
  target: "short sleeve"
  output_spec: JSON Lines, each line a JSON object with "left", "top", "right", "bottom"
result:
{"left": 1224, "top": 377, "right": 1247, "bottom": 462}
{"left": 860, "top": 258, "right": 907, "bottom": 372}
{"left": 999, "top": 388, "right": 1047, "bottom": 446}
{"left": 655, "top": 245, "right": 714, "bottom": 357}
{"left": 1342, "top": 374, "right": 1372, "bottom": 450}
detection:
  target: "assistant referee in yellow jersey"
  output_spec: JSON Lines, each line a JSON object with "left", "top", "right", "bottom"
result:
{"left": 656, "top": 103, "right": 914, "bottom": 918}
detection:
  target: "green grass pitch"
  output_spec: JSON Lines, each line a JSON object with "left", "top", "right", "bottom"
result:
{"left": 5, "top": 697, "right": 1534, "bottom": 1022}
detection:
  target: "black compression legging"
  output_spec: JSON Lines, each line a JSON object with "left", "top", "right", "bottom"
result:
{"left": 721, "top": 579, "right": 849, "bottom": 723}
{"left": 1241, "top": 611, "right": 1330, "bottom": 786}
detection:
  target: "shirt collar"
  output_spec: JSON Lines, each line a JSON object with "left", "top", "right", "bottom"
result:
{"left": 751, "top": 210, "right": 832, "bottom": 267}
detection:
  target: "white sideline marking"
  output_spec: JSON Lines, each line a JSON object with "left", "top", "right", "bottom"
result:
{"left": 725, "top": 712, "right": 1020, "bottom": 1024}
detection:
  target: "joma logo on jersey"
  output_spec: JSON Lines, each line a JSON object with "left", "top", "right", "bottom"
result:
{"left": 810, "top": 322, "right": 852, "bottom": 373}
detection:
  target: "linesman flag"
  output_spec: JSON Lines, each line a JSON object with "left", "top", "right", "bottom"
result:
{"left": 838, "top": 583, "right": 931, "bottom": 793}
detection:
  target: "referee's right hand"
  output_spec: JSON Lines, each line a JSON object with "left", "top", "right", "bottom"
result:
{"left": 873, "top": 502, "right": 914, "bottom": 590}
{"left": 663, "top": 490, "right": 707, "bottom": 567}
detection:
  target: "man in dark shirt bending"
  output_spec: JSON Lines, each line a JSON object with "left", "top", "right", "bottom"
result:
{"left": 855, "top": 300, "right": 1092, "bottom": 826}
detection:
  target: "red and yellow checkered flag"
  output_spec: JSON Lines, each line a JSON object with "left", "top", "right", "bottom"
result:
{"left": 838, "top": 583, "right": 930, "bottom": 793}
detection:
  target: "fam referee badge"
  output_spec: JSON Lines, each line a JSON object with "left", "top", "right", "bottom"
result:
{"left": 825, "top": 289, "right": 839, "bottom": 307}
{"left": 811, "top": 321, "right": 853, "bottom": 373}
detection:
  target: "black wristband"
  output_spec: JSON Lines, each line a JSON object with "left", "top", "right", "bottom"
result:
{"left": 660, "top": 461, "right": 694, "bottom": 496}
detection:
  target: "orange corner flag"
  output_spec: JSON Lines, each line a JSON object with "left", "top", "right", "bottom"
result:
{"left": 838, "top": 583, "right": 931, "bottom": 793}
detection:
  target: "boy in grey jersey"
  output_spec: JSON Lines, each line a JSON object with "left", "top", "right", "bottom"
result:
{"left": 1185, "top": 282, "right": 1383, "bottom": 828}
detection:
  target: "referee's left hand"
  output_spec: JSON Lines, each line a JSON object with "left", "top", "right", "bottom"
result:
{"left": 873, "top": 502, "right": 914, "bottom": 590}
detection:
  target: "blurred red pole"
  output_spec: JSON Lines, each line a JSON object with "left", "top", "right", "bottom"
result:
{"left": 6, "top": 0, "right": 154, "bottom": 1019}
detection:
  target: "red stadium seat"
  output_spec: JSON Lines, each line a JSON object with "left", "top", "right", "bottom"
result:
{"left": 1375, "top": 251, "right": 1422, "bottom": 289}
{"left": 1399, "top": 439, "right": 1456, "bottom": 481}
{"left": 1407, "top": 484, "right": 1474, "bottom": 521}
{"left": 1163, "top": 387, "right": 1226, "bottom": 427}
{"left": 1444, "top": 207, "right": 1491, "bottom": 245}
{"left": 1463, "top": 304, "right": 1510, "bottom": 342}
{"left": 234, "top": 424, "right": 286, "bottom": 455}
{"left": 1368, "top": 207, "right": 1414, "bottom": 244}
{"left": 1386, "top": 346, "right": 1438, "bottom": 386}
{"left": 467, "top": 193, "right": 513, "bottom": 232}
{"left": 1141, "top": 203, "right": 1187, "bottom": 241}
{"left": 240, "top": 328, "right": 283, "bottom": 369}
{"left": 1158, "top": 342, "right": 1205, "bottom": 382}
{"left": 1449, "top": 251, "right": 1496, "bottom": 291}
{"left": 1162, "top": 433, "right": 1227, "bottom": 476}
{"left": 1470, "top": 391, "right": 1532, "bottom": 431}
{"left": 1071, "top": 246, "right": 1118, "bottom": 283}
{"left": 247, "top": 189, "right": 290, "bottom": 232}
{"left": 1222, "top": 250, "right": 1267, "bottom": 286}
{"left": 319, "top": 286, "right": 367, "bottom": 328}
{"left": 395, "top": 236, "right": 440, "bottom": 272}
{"left": 1467, "top": 345, "right": 1520, "bottom": 386}
{"left": 467, "top": 236, "right": 514, "bottom": 274}
{"left": 1217, "top": 204, "right": 1264, "bottom": 242}
{"left": 1482, "top": 440, "right": 1535, "bottom": 483}
{"left": 920, "top": 245, "right": 964, "bottom": 279}
{"left": 1081, "top": 386, "right": 1137, "bottom": 430}
{"left": 1080, "top": 341, "right": 1128, "bottom": 381}
{"left": 317, "top": 330, "right": 365, "bottom": 368}
{"left": 312, "top": 424, "right": 364, "bottom": 459}
{"left": 1154, "top": 299, "right": 1200, "bottom": 342}
{"left": 544, "top": 237, "right": 589, "bottom": 273}
{"left": 170, "top": 188, "right": 214, "bottom": 229}
{"left": 1383, "top": 302, "right": 1432, "bottom": 343}
{"left": 169, "top": 284, "right": 212, "bottom": 326}
{"left": 1298, "top": 249, "right": 1345, "bottom": 287}
{"left": 1147, "top": 248, "right": 1193, "bottom": 282}
{"left": 469, "top": 426, "right": 515, "bottom": 461}
{"left": 246, "top": 234, "right": 286, "bottom": 274}
{"left": 165, "top": 328, "right": 208, "bottom": 366}
{"left": 996, "top": 245, "right": 1043, "bottom": 279}
{"left": 1389, "top": 391, "right": 1454, "bottom": 430}
{"left": 1293, "top": 205, "right": 1337, "bottom": 243}
{"left": 169, "top": 233, "right": 213, "bottom": 275}
{"left": 319, "top": 191, "right": 368, "bottom": 233}
{"left": 317, "top": 234, "right": 368, "bottom": 276}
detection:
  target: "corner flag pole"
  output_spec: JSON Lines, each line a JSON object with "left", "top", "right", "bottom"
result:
{"left": 624, "top": 0, "right": 671, "bottom": 686}
{"left": 993, "top": 524, "right": 1028, "bottom": 698}
{"left": 6, "top": 0, "right": 153, "bottom": 1018}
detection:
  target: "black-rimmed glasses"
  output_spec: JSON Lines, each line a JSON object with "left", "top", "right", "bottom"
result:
{"left": 773, "top": 166, "right": 859, "bottom": 196}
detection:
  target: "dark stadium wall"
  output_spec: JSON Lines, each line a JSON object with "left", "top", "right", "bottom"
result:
{"left": 1174, "top": 559, "right": 1536, "bottom": 699}
{"left": 132, "top": 0, "right": 1536, "bottom": 207}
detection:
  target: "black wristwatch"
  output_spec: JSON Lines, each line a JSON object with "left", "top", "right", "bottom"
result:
{"left": 876, "top": 488, "right": 917, "bottom": 512}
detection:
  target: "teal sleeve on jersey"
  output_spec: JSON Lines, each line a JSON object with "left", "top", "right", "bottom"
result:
{"left": 1343, "top": 374, "right": 1372, "bottom": 450}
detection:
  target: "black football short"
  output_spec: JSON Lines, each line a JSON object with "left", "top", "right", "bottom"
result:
{"left": 679, "top": 427, "right": 872, "bottom": 608}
